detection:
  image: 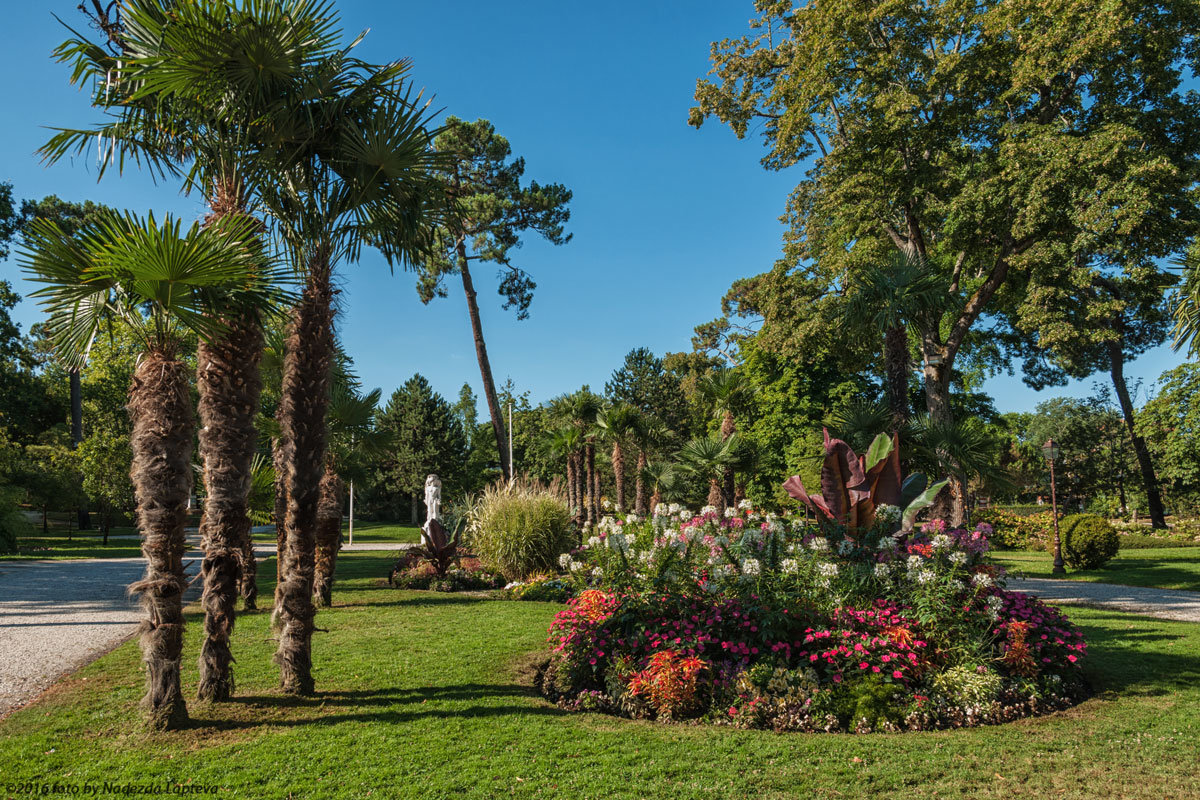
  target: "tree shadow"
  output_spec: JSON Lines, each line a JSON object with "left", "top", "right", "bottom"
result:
{"left": 1075, "top": 611, "right": 1200, "bottom": 698}
{"left": 193, "top": 681, "right": 563, "bottom": 730}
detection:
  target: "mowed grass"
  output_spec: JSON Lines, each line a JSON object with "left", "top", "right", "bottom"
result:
{"left": 1, "top": 552, "right": 1198, "bottom": 799}
{"left": 991, "top": 547, "right": 1200, "bottom": 592}
{"left": 252, "top": 520, "right": 421, "bottom": 544}
{"left": 3, "top": 528, "right": 143, "bottom": 560}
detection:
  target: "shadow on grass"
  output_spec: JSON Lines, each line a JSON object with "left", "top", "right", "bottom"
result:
{"left": 191, "top": 682, "right": 563, "bottom": 730}
{"left": 1076, "top": 610, "right": 1200, "bottom": 697}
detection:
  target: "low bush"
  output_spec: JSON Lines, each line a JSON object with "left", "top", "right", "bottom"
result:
{"left": 467, "top": 478, "right": 574, "bottom": 580}
{"left": 972, "top": 508, "right": 1058, "bottom": 550}
{"left": 1117, "top": 533, "right": 1198, "bottom": 549}
{"left": 388, "top": 555, "right": 504, "bottom": 592}
{"left": 1061, "top": 514, "right": 1120, "bottom": 570}
{"left": 502, "top": 573, "right": 575, "bottom": 603}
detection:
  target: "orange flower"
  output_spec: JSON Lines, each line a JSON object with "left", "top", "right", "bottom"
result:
{"left": 1001, "top": 621, "right": 1038, "bottom": 677}
{"left": 629, "top": 650, "right": 707, "bottom": 718}
{"left": 885, "top": 626, "right": 915, "bottom": 648}
{"left": 573, "top": 589, "right": 617, "bottom": 624}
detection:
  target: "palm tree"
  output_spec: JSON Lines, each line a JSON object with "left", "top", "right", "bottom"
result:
{"left": 22, "top": 210, "right": 273, "bottom": 730}
{"left": 676, "top": 435, "right": 739, "bottom": 509}
{"left": 843, "top": 253, "right": 947, "bottom": 427}
{"left": 313, "top": 382, "right": 391, "bottom": 607}
{"left": 640, "top": 459, "right": 678, "bottom": 514}
{"left": 555, "top": 390, "right": 603, "bottom": 526}
{"left": 595, "top": 402, "right": 640, "bottom": 513}
{"left": 1172, "top": 250, "right": 1200, "bottom": 357}
{"left": 254, "top": 55, "right": 448, "bottom": 695}
{"left": 629, "top": 414, "right": 673, "bottom": 515}
{"left": 43, "top": 0, "right": 337, "bottom": 702}
{"left": 697, "top": 369, "right": 755, "bottom": 507}
{"left": 546, "top": 425, "right": 584, "bottom": 521}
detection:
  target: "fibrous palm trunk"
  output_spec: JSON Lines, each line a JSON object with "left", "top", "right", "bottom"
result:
{"left": 313, "top": 461, "right": 344, "bottom": 607}
{"left": 585, "top": 442, "right": 597, "bottom": 526}
{"left": 922, "top": 355, "right": 964, "bottom": 525}
{"left": 707, "top": 478, "right": 723, "bottom": 509}
{"left": 273, "top": 257, "right": 335, "bottom": 695}
{"left": 127, "top": 348, "right": 192, "bottom": 730}
{"left": 884, "top": 325, "right": 910, "bottom": 430}
{"left": 634, "top": 450, "right": 647, "bottom": 516}
{"left": 565, "top": 452, "right": 577, "bottom": 521}
{"left": 458, "top": 241, "right": 510, "bottom": 481}
{"left": 720, "top": 411, "right": 735, "bottom": 510}
{"left": 272, "top": 436, "right": 287, "bottom": 585}
{"left": 612, "top": 441, "right": 626, "bottom": 513}
{"left": 197, "top": 317, "right": 264, "bottom": 701}
{"left": 573, "top": 450, "right": 586, "bottom": 528}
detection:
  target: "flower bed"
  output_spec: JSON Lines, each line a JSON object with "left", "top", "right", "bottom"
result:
{"left": 536, "top": 502, "right": 1089, "bottom": 733}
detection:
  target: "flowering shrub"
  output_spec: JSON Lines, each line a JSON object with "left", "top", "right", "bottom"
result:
{"left": 537, "top": 499, "right": 1089, "bottom": 733}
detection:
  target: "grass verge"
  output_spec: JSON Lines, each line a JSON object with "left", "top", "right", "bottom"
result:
{"left": 991, "top": 547, "right": 1200, "bottom": 592}
{"left": 0, "top": 552, "right": 1197, "bottom": 799}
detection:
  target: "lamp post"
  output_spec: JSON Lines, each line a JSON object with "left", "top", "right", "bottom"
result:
{"left": 1043, "top": 439, "right": 1065, "bottom": 575}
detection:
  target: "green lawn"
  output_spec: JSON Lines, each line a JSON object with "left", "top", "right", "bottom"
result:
{"left": 1, "top": 552, "right": 1198, "bottom": 798}
{"left": 251, "top": 519, "right": 421, "bottom": 544}
{"left": 2, "top": 528, "right": 143, "bottom": 560}
{"left": 991, "top": 547, "right": 1200, "bottom": 592}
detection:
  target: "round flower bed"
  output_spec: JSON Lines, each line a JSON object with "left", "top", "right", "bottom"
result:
{"left": 536, "top": 503, "right": 1089, "bottom": 733}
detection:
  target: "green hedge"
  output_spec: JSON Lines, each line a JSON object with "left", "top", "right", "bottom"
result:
{"left": 1061, "top": 514, "right": 1119, "bottom": 570}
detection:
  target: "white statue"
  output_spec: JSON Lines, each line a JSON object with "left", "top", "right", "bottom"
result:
{"left": 423, "top": 474, "right": 442, "bottom": 525}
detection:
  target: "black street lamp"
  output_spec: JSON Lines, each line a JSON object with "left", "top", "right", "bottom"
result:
{"left": 1043, "top": 439, "right": 1065, "bottom": 575}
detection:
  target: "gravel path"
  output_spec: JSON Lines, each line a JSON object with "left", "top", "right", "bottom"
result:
{"left": 1014, "top": 577, "right": 1200, "bottom": 622}
{"left": 0, "top": 542, "right": 413, "bottom": 719}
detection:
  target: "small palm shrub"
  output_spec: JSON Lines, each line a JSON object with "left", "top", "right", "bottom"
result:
{"left": 468, "top": 478, "right": 573, "bottom": 580}
{"left": 1061, "top": 514, "right": 1120, "bottom": 570}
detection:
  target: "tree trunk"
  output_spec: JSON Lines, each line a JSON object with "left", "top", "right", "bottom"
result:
{"left": 565, "top": 452, "right": 577, "bottom": 521}
{"left": 634, "top": 450, "right": 647, "bottom": 516}
{"left": 884, "top": 325, "right": 910, "bottom": 429}
{"left": 196, "top": 316, "right": 264, "bottom": 701}
{"left": 239, "top": 534, "right": 258, "bottom": 612}
{"left": 127, "top": 348, "right": 192, "bottom": 731}
{"left": 411, "top": 493, "right": 419, "bottom": 526}
{"left": 458, "top": 243, "right": 510, "bottom": 481}
{"left": 70, "top": 367, "right": 90, "bottom": 530}
{"left": 272, "top": 436, "right": 287, "bottom": 586}
{"left": 585, "top": 442, "right": 597, "bottom": 526}
{"left": 1107, "top": 340, "right": 1166, "bottom": 528}
{"left": 707, "top": 478, "right": 723, "bottom": 509}
{"left": 313, "top": 461, "right": 344, "bottom": 608}
{"left": 921, "top": 347, "right": 965, "bottom": 525}
{"left": 573, "top": 450, "right": 586, "bottom": 528}
{"left": 273, "top": 257, "right": 335, "bottom": 696}
{"left": 720, "top": 411, "right": 735, "bottom": 511}
{"left": 650, "top": 488, "right": 661, "bottom": 515}
{"left": 612, "top": 441, "right": 626, "bottom": 513}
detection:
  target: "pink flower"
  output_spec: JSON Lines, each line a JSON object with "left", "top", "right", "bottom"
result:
{"left": 892, "top": 670, "right": 903, "bottom": 679}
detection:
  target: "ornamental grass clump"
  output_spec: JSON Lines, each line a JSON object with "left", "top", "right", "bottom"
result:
{"left": 468, "top": 478, "right": 573, "bottom": 580}
{"left": 536, "top": 431, "right": 1090, "bottom": 734}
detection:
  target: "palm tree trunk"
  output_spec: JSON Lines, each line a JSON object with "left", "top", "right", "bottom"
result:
{"left": 127, "top": 348, "right": 192, "bottom": 731}
{"left": 239, "top": 535, "right": 258, "bottom": 611}
{"left": 634, "top": 450, "right": 647, "bottom": 516}
{"left": 1107, "top": 339, "right": 1166, "bottom": 528}
{"left": 612, "top": 441, "right": 626, "bottom": 512}
{"left": 707, "top": 478, "right": 723, "bottom": 509}
{"left": 70, "top": 367, "right": 90, "bottom": 530}
{"left": 272, "top": 436, "right": 287, "bottom": 585}
{"left": 650, "top": 488, "right": 661, "bottom": 515}
{"left": 196, "top": 316, "right": 264, "bottom": 701}
{"left": 565, "top": 452, "right": 577, "bottom": 520}
{"left": 922, "top": 349, "right": 964, "bottom": 524}
{"left": 720, "top": 411, "right": 735, "bottom": 510}
{"left": 884, "top": 325, "right": 910, "bottom": 429}
{"left": 273, "top": 256, "right": 335, "bottom": 696}
{"left": 313, "top": 461, "right": 344, "bottom": 607}
{"left": 458, "top": 242, "right": 510, "bottom": 480}
{"left": 573, "top": 450, "right": 586, "bottom": 528}
{"left": 586, "top": 441, "right": 597, "bottom": 525}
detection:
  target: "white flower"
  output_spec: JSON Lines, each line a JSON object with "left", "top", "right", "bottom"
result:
{"left": 710, "top": 565, "right": 730, "bottom": 581}
{"left": 558, "top": 553, "right": 572, "bottom": 569}
{"left": 973, "top": 573, "right": 996, "bottom": 589}
{"left": 626, "top": 513, "right": 640, "bottom": 523}
{"left": 738, "top": 499, "right": 753, "bottom": 511}
{"left": 569, "top": 560, "right": 585, "bottom": 572}
{"left": 807, "top": 538, "right": 830, "bottom": 552}
{"left": 916, "top": 569, "right": 936, "bottom": 585}
{"left": 668, "top": 503, "right": 682, "bottom": 515}
{"left": 701, "top": 505, "right": 717, "bottom": 515}
{"left": 837, "top": 539, "right": 855, "bottom": 556}
{"left": 587, "top": 536, "right": 601, "bottom": 548}
{"left": 639, "top": 551, "right": 653, "bottom": 564}
{"left": 986, "top": 593, "right": 1004, "bottom": 609}
{"left": 781, "top": 558, "right": 800, "bottom": 574}
{"left": 874, "top": 562, "right": 891, "bottom": 579}
{"left": 591, "top": 567, "right": 603, "bottom": 578}
{"left": 949, "top": 552, "right": 968, "bottom": 566}
{"left": 602, "top": 499, "right": 613, "bottom": 511}
{"left": 932, "top": 534, "right": 952, "bottom": 551}
{"left": 724, "top": 506, "right": 737, "bottom": 518}
{"left": 740, "top": 558, "right": 761, "bottom": 577}
{"left": 818, "top": 562, "right": 839, "bottom": 578}
{"left": 877, "top": 536, "right": 900, "bottom": 551}
{"left": 653, "top": 504, "right": 667, "bottom": 516}
{"left": 875, "top": 504, "right": 901, "bottom": 524}
{"left": 907, "top": 554, "right": 924, "bottom": 571}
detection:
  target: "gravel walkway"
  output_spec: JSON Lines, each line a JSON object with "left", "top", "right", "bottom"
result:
{"left": 1014, "top": 577, "right": 1200, "bottom": 623}
{"left": 0, "top": 542, "right": 412, "bottom": 719}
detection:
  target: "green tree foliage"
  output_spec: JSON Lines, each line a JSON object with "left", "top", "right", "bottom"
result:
{"left": 691, "top": 0, "right": 1200, "bottom": 522}
{"left": 77, "top": 429, "right": 135, "bottom": 540}
{"left": 1137, "top": 364, "right": 1200, "bottom": 513}
{"left": 372, "top": 375, "right": 468, "bottom": 521}
{"left": 605, "top": 348, "right": 687, "bottom": 433}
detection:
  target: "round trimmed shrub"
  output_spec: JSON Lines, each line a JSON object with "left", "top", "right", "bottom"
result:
{"left": 1061, "top": 514, "right": 1119, "bottom": 570}
{"left": 467, "top": 478, "right": 573, "bottom": 580}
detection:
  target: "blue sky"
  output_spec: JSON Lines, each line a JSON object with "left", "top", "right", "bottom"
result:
{"left": 0, "top": 0, "right": 1189, "bottom": 415}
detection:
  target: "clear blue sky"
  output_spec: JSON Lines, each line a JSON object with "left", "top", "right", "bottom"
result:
{"left": 0, "top": 0, "right": 1188, "bottom": 415}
